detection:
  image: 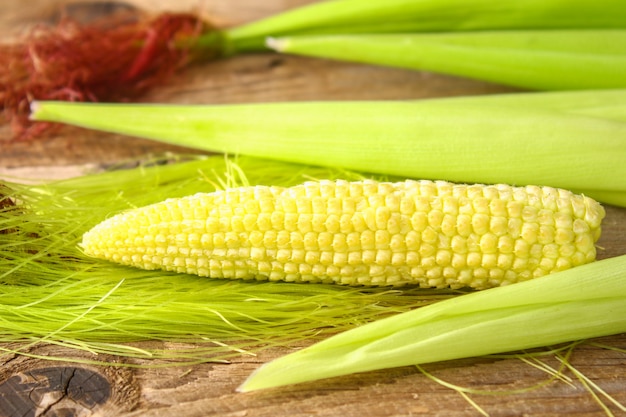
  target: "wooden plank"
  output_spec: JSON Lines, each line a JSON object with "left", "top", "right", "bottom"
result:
{"left": 1, "top": 1, "right": 625, "bottom": 416}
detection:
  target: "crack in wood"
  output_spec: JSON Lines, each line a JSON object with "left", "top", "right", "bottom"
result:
{"left": 38, "top": 367, "right": 75, "bottom": 416}
{"left": 0, "top": 367, "right": 111, "bottom": 417}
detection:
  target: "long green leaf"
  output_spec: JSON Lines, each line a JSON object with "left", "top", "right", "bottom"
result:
{"left": 31, "top": 90, "right": 626, "bottom": 206}
{"left": 223, "top": 0, "right": 626, "bottom": 53}
{"left": 268, "top": 30, "right": 626, "bottom": 90}
{"left": 238, "top": 254, "right": 626, "bottom": 392}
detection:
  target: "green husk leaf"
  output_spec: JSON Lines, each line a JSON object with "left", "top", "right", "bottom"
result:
{"left": 30, "top": 90, "right": 626, "bottom": 207}
{"left": 238, "top": 254, "right": 626, "bottom": 392}
{"left": 0, "top": 155, "right": 458, "bottom": 363}
{"left": 267, "top": 30, "right": 626, "bottom": 90}
{"left": 222, "top": 0, "right": 626, "bottom": 54}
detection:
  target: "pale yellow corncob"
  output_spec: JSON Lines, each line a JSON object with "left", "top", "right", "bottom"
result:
{"left": 81, "top": 179, "right": 605, "bottom": 289}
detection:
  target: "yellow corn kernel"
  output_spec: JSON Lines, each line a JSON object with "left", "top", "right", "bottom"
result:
{"left": 81, "top": 179, "right": 605, "bottom": 289}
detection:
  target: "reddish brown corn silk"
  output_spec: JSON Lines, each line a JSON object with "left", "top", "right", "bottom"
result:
{"left": 0, "top": 12, "right": 206, "bottom": 138}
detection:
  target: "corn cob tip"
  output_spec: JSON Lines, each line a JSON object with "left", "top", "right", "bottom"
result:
{"left": 81, "top": 179, "right": 605, "bottom": 289}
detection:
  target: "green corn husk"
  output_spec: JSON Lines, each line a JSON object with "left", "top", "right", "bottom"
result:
{"left": 0, "top": 155, "right": 459, "bottom": 363}
{"left": 238, "top": 254, "right": 626, "bottom": 392}
{"left": 267, "top": 30, "right": 626, "bottom": 91}
{"left": 221, "top": 0, "right": 626, "bottom": 54}
{"left": 31, "top": 90, "right": 626, "bottom": 207}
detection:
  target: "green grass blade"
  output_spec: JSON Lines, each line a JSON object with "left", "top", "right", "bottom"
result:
{"left": 268, "top": 30, "right": 626, "bottom": 90}
{"left": 238, "top": 254, "right": 626, "bottom": 392}
{"left": 223, "top": 0, "right": 626, "bottom": 53}
{"left": 31, "top": 91, "right": 626, "bottom": 206}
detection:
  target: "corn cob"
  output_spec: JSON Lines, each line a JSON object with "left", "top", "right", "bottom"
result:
{"left": 224, "top": 0, "right": 626, "bottom": 54}
{"left": 238, "top": 254, "right": 626, "bottom": 392}
{"left": 267, "top": 30, "right": 626, "bottom": 91}
{"left": 81, "top": 179, "right": 605, "bottom": 289}
{"left": 30, "top": 91, "right": 626, "bottom": 208}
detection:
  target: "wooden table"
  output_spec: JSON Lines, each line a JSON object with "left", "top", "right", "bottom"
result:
{"left": 1, "top": 1, "right": 625, "bottom": 416}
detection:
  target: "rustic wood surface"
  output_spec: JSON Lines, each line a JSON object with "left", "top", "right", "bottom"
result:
{"left": 1, "top": 1, "right": 625, "bottom": 416}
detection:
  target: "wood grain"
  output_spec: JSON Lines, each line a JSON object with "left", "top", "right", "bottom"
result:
{"left": 1, "top": 1, "right": 625, "bottom": 416}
